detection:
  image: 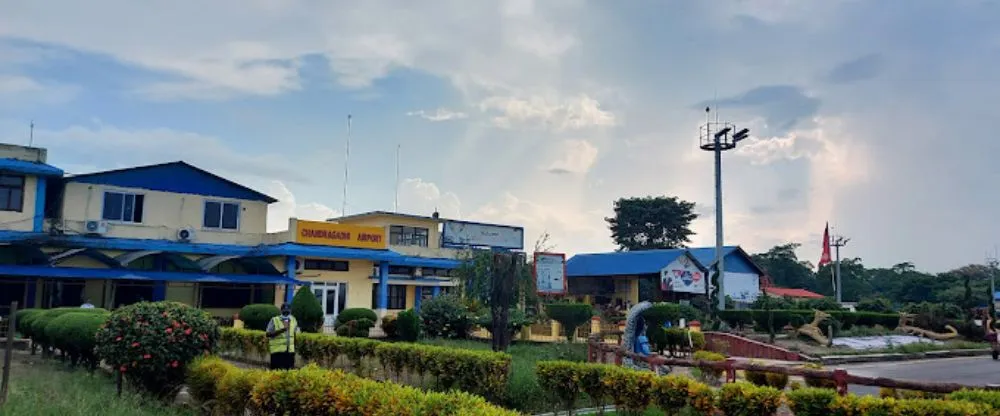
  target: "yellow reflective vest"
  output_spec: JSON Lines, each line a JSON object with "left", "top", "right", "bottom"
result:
{"left": 268, "top": 315, "right": 298, "bottom": 354}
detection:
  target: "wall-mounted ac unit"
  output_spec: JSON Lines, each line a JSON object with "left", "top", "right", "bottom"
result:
{"left": 177, "top": 227, "right": 194, "bottom": 242}
{"left": 84, "top": 220, "right": 109, "bottom": 235}
{"left": 296, "top": 259, "right": 306, "bottom": 273}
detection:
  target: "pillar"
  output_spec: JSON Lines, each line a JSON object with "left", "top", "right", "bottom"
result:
{"left": 432, "top": 286, "right": 441, "bottom": 297}
{"left": 25, "top": 279, "right": 36, "bottom": 308}
{"left": 152, "top": 255, "right": 166, "bottom": 301}
{"left": 284, "top": 256, "right": 296, "bottom": 304}
{"left": 414, "top": 286, "right": 422, "bottom": 312}
{"left": 377, "top": 261, "right": 389, "bottom": 315}
{"left": 33, "top": 177, "right": 47, "bottom": 232}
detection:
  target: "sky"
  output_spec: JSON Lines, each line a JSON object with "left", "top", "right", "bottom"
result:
{"left": 1, "top": 0, "right": 998, "bottom": 273}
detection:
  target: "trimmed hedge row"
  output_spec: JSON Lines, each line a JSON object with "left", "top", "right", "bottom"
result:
{"left": 18, "top": 307, "right": 110, "bottom": 354}
{"left": 218, "top": 327, "right": 512, "bottom": 400}
{"left": 719, "top": 309, "right": 899, "bottom": 331}
{"left": 187, "top": 356, "right": 519, "bottom": 416}
{"left": 788, "top": 387, "right": 997, "bottom": 416}
{"left": 538, "top": 360, "right": 1000, "bottom": 416}
{"left": 45, "top": 311, "right": 110, "bottom": 369}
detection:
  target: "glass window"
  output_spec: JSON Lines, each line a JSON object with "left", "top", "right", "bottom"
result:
{"left": 200, "top": 283, "right": 256, "bottom": 309}
{"left": 371, "top": 284, "right": 408, "bottom": 309}
{"left": 0, "top": 174, "right": 24, "bottom": 212}
{"left": 389, "top": 225, "right": 429, "bottom": 247}
{"left": 102, "top": 192, "right": 144, "bottom": 222}
{"left": 388, "top": 265, "right": 414, "bottom": 276}
{"left": 204, "top": 201, "right": 239, "bottom": 230}
{"left": 303, "top": 259, "right": 349, "bottom": 271}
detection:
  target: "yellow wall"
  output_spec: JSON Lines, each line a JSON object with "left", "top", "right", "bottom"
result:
{"left": 0, "top": 175, "right": 38, "bottom": 232}
{"left": 60, "top": 182, "right": 270, "bottom": 245}
{"left": 294, "top": 258, "right": 376, "bottom": 310}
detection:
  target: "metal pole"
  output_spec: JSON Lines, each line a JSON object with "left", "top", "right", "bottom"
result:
{"left": 714, "top": 135, "right": 725, "bottom": 310}
{"left": 0, "top": 301, "right": 18, "bottom": 406}
{"left": 341, "top": 114, "right": 352, "bottom": 216}
{"left": 834, "top": 240, "right": 842, "bottom": 304}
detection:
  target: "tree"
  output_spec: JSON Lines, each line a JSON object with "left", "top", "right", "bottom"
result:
{"left": 606, "top": 196, "right": 698, "bottom": 251}
{"left": 291, "top": 286, "right": 324, "bottom": 333}
{"left": 751, "top": 244, "right": 818, "bottom": 291}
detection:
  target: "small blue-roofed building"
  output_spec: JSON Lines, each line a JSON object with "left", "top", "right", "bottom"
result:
{"left": 566, "top": 249, "right": 710, "bottom": 307}
{"left": 687, "top": 246, "right": 766, "bottom": 307}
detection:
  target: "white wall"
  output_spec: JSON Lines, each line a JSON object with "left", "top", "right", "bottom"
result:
{"left": 60, "top": 182, "right": 270, "bottom": 245}
{"left": 723, "top": 271, "right": 760, "bottom": 303}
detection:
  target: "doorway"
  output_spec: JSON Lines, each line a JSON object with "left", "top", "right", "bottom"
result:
{"left": 311, "top": 282, "right": 347, "bottom": 328}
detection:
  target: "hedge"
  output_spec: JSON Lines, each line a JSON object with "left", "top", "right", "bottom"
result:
{"left": 44, "top": 311, "right": 109, "bottom": 369}
{"left": 238, "top": 304, "right": 279, "bottom": 331}
{"left": 21, "top": 307, "right": 109, "bottom": 354}
{"left": 540, "top": 361, "right": 1000, "bottom": 416}
{"left": 219, "top": 328, "right": 512, "bottom": 400}
{"left": 720, "top": 309, "right": 899, "bottom": 331}
{"left": 187, "top": 357, "right": 519, "bottom": 416}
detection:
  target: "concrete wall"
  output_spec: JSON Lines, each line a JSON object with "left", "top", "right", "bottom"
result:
{"left": 0, "top": 144, "right": 47, "bottom": 162}
{"left": 60, "top": 182, "right": 269, "bottom": 245}
{"left": 335, "top": 213, "right": 465, "bottom": 259}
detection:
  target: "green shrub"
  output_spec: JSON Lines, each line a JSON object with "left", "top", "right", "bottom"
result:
{"left": 186, "top": 355, "right": 238, "bottom": 404}
{"left": 718, "top": 382, "right": 783, "bottom": 416}
{"left": 787, "top": 387, "right": 838, "bottom": 416}
{"left": 800, "top": 362, "right": 836, "bottom": 389}
{"left": 13, "top": 308, "right": 42, "bottom": 336}
{"left": 693, "top": 350, "right": 725, "bottom": 384}
{"left": 397, "top": 309, "right": 420, "bottom": 342}
{"left": 719, "top": 310, "right": 754, "bottom": 329}
{"left": 545, "top": 302, "right": 593, "bottom": 341}
{"left": 45, "top": 311, "right": 108, "bottom": 369}
{"left": 535, "top": 361, "right": 585, "bottom": 412}
{"left": 291, "top": 286, "right": 324, "bottom": 332}
{"left": 856, "top": 297, "right": 894, "bottom": 313}
{"left": 949, "top": 389, "right": 1000, "bottom": 409}
{"left": 421, "top": 294, "right": 474, "bottom": 339}
{"left": 381, "top": 315, "right": 398, "bottom": 339}
{"left": 474, "top": 308, "right": 535, "bottom": 339}
{"left": 28, "top": 307, "right": 108, "bottom": 353}
{"left": 238, "top": 304, "right": 279, "bottom": 331}
{"left": 832, "top": 394, "right": 992, "bottom": 416}
{"left": 95, "top": 301, "right": 220, "bottom": 397}
{"left": 336, "top": 307, "right": 378, "bottom": 326}
{"left": 335, "top": 318, "right": 375, "bottom": 337}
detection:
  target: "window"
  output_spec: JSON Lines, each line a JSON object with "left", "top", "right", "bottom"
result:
{"left": 0, "top": 174, "right": 24, "bottom": 212}
{"left": 204, "top": 201, "right": 240, "bottom": 230}
{"left": 388, "top": 265, "right": 414, "bottom": 276}
{"left": 102, "top": 191, "right": 144, "bottom": 222}
{"left": 425, "top": 268, "right": 456, "bottom": 277}
{"left": 113, "top": 280, "right": 154, "bottom": 308}
{"left": 200, "top": 284, "right": 254, "bottom": 309}
{"left": 303, "top": 259, "right": 349, "bottom": 271}
{"left": 390, "top": 225, "right": 429, "bottom": 247}
{"left": 371, "top": 284, "right": 407, "bottom": 310}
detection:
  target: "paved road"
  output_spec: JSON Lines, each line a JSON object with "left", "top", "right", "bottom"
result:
{"left": 840, "top": 356, "right": 1000, "bottom": 396}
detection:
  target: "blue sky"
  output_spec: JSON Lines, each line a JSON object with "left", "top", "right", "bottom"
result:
{"left": 2, "top": 0, "right": 999, "bottom": 272}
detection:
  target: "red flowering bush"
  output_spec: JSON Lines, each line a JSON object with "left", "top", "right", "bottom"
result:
{"left": 95, "top": 301, "right": 220, "bottom": 397}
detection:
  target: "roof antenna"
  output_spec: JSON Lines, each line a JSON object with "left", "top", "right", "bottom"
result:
{"left": 394, "top": 143, "right": 400, "bottom": 212}
{"left": 29, "top": 120, "right": 34, "bottom": 147}
{"left": 341, "top": 114, "right": 352, "bottom": 216}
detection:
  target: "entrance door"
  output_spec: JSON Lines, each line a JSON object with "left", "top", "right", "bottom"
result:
{"left": 312, "top": 282, "right": 347, "bottom": 328}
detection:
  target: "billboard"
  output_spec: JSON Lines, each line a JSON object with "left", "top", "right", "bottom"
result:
{"left": 295, "top": 220, "right": 387, "bottom": 249}
{"left": 534, "top": 252, "right": 567, "bottom": 295}
{"left": 441, "top": 220, "right": 524, "bottom": 250}
{"left": 660, "top": 254, "right": 706, "bottom": 294}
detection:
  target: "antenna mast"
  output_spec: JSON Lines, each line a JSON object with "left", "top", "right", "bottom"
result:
{"left": 341, "top": 114, "right": 352, "bottom": 216}
{"left": 830, "top": 232, "right": 850, "bottom": 304}
{"left": 394, "top": 144, "right": 401, "bottom": 212}
{"left": 29, "top": 121, "right": 34, "bottom": 147}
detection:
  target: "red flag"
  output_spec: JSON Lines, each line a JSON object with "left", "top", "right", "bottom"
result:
{"left": 818, "top": 223, "right": 832, "bottom": 267}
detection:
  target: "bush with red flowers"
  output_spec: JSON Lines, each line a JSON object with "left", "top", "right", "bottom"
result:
{"left": 95, "top": 301, "right": 220, "bottom": 397}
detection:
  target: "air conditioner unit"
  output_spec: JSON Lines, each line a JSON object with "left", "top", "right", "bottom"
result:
{"left": 295, "top": 259, "right": 306, "bottom": 273}
{"left": 84, "top": 220, "right": 109, "bottom": 235}
{"left": 177, "top": 227, "right": 194, "bottom": 242}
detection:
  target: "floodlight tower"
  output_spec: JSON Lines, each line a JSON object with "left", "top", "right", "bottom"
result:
{"left": 699, "top": 107, "right": 750, "bottom": 310}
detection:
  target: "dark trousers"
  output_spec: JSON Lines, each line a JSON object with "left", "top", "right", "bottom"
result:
{"left": 269, "top": 352, "right": 295, "bottom": 370}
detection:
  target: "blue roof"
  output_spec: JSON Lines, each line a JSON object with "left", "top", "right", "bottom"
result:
{"left": 0, "top": 231, "right": 460, "bottom": 269}
{"left": 0, "top": 158, "right": 64, "bottom": 177}
{"left": 0, "top": 264, "right": 304, "bottom": 284}
{"left": 688, "top": 246, "right": 766, "bottom": 275}
{"left": 567, "top": 249, "right": 705, "bottom": 277}
{"left": 66, "top": 161, "right": 277, "bottom": 203}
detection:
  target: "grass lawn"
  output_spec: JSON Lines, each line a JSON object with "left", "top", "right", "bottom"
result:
{"left": 1, "top": 354, "right": 195, "bottom": 416}
{"left": 420, "top": 338, "right": 588, "bottom": 413}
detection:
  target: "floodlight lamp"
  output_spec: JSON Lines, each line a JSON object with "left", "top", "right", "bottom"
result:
{"left": 714, "top": 127, "right": 732, "bottom": 139}
{"left": 732, "top": 128, "right": 750, "bottom": 142}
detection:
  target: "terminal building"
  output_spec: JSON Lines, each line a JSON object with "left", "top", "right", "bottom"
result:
{"left": 0, "top": 143, "right": 525, "bottom": 328}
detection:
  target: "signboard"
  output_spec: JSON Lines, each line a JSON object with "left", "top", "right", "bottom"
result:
{"left": 660, "top": 255, "right": 706, "bottom": 294}
{"left": 441, "top": 220, "right": 524, "bottom": 249}
{"left": 294, "top": 220, "right": 387, "bottom": 249}
{"left": 534, "top": 252, "right": 567, "bottom": 295}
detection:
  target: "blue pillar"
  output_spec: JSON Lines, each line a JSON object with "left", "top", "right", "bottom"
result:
{"left": 377, "top": 261, "right": 389, "bottom": 312}
{"left": 414, "top": 286, "right": 422, "bottom": 312}
{"left": 152, "top": 255, "right": 166, "bottom": 301}
{"left": 33, "top": 177, "right": 46, "bottom": 232}
{"left": 25, "top": 279, "right": 36, "bottom": 308}
{"left": 284, "top": 256, "right": 297, "bottom": 304}
{"left": 432, "top": 286, "right": 441, "bottom": 297}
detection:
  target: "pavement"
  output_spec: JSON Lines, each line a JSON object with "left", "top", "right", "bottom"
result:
{"left": 838, "top": 356, "right": 1000, "bottom": 396}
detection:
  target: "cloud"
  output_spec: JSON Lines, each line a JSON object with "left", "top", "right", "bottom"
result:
{"left": 702, "top": 85, "right": 821, "bottom": 134}
{"left": 480, "top": 94, "right": 616, "bottom": 131}
{"left": 825, "top": 53, "right": 885, "bottom": 85}
{"left": 471, "top": 192, "right": 609, "bottom": 254}
{"left": 406, "top": 108, "right": 468, "bottom": 122}
{"left": 547, "top": 139, "right": 598, "bottom": 174}
{"left": 264, "top": 180, "right": 339, "bottom": 232}
{"left": 396, "top": 178, "right": 461, "bottom": 219}
{"left": 0, "top": 74, "right": 78, "bottom": 106}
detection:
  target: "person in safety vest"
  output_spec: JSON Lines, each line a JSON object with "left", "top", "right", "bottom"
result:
{"left": 265, "top": 303, "right": 300, "bottom": 370}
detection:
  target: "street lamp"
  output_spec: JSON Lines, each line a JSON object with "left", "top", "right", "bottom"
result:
{"left": 699, "top": 107, "right": 750, "bottom": 310}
